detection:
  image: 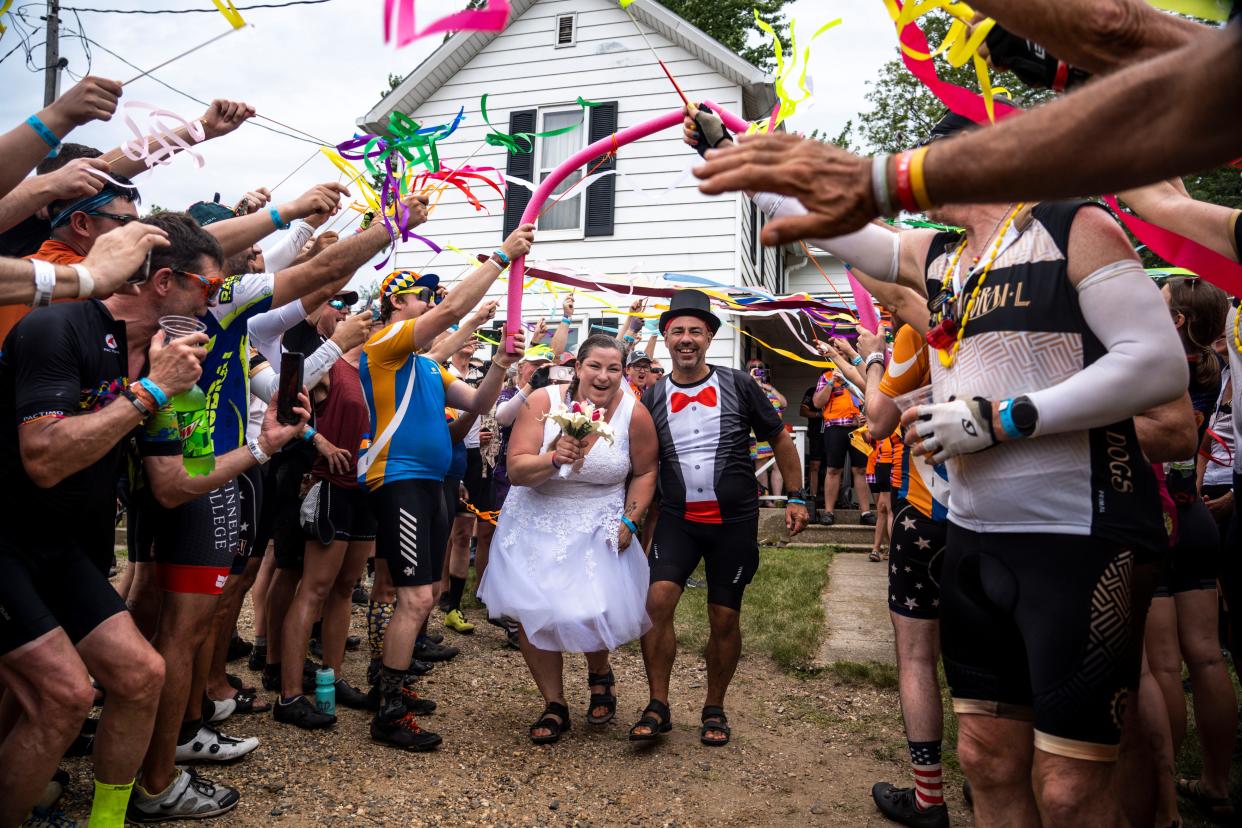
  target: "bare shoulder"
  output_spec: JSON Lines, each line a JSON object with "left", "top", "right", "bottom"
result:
{"left": 1066, "top": 203, "right": 1139, "bottom": 285}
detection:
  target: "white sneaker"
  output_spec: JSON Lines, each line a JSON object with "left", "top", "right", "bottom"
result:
{"left": 205, "top": 697, "right": 236, "bottom": 724}
{"left": 174, "top": 724, "right": 258, "bottom": 763}
{"left": 127, "top": 767, "right": 240, "bottom": 822}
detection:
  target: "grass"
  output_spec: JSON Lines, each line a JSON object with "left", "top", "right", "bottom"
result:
{"left": 668, "top": 546, "right": 833, "bottom": 673}
{"left": 828, "top": 660, "right": 899, "bottom": 689}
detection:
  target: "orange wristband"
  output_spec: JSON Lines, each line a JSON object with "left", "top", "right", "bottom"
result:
{"left": 909, "top": 146, "right": 932, "bottom": 212}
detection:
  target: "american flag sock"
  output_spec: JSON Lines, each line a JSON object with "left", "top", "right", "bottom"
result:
{"left": 909, "top": 740, "right": 944, "bottom": 811}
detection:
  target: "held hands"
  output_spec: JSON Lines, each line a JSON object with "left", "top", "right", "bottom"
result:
{"left": 902, "top": 397, "right": 1001, "bottom": 464}
{"left": 83, "top": 221, "right": 171, "bottom": 297}
{"left": 695, "top": 133, "right": 876, "bottom": 240}
{"left": 330, "top": 312, "right": 374, "bottom": 353}
{"left": 200, "top": 99, "right": 255, "bottom": 140}
{"left": 146, "top": 331, "right": 208, "bottom": 397}
{"left": 501, "top": 223, "right": 536, "bottom": 260}
{"left": 313, "top": 434, "right": 353, "bottom": 476}
{"left": 257, "top": 390, "right": 312, "bottom": 455}
{"left": 494, "top": 328, "right": 526, "bottom": 369}
{"left": 47, "top": 77, "right": 122, "bottom": 130}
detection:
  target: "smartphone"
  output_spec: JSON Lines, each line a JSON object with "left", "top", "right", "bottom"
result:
{"left": 128, "top": 249, "right": 153, "bottom": 285}
{"left": 549, "top": 365, "right": 574, "bottom": 383}
{"left": 276, "top": 351, "right": 304, "bottom": 426}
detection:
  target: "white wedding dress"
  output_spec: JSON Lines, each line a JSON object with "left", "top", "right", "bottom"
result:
{"left": 478, "top": 388, "right": 651, "bottom": 653}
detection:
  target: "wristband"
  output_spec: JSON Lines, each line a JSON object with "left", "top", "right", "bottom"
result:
{"left": 850, "top": 355, "right": 863, "bottom": 367}
{"left": 302, "top": 427, "right": 317, "bottom": 442}
{"left": 561, "top": 317, "right": 572, "bottom": 325}
{"left": 26, "top": 115, "right": 61, "bottom": 158}
{"left": 871, "top": 154, "right": 895, "bottom": 217}
{"left": 121, "top": 387, "right": 152, "bottom": 418}
{"left": 997, "top": 398, "right": 1024, "bottom": 441}
{"left": 908, "top": 146, "right": 932, "bottom": 212}
{"left": 865, "top": 352, "right": 886, "bottom": 370}
{"left": 620, "top": 515, "right": 638, "bottom": 534}
{"left": 893, "top": 151, "right": 918, "bottom": 214}
{"left": 550, "top": 453, "right": 562, "bottom": 471}
{"left": 137, "top": 377, "right": 169, "bottom": 409}
{"left": 786, "top": 498, "right": 806, "bottom": 506}
{"left": 269, "top": 206, "right": 290, "bottom": 231}
{"left": 30, "top": 259, "right": 56, "bottom": 307}
{"left": 492, "top": 249, "right": 511, "bottom": 267}
{"left": 247, "top": 438, "right": 272, "bottom": 465}
{"left": 69, "top": 263, "right": 94, "bottom": 299}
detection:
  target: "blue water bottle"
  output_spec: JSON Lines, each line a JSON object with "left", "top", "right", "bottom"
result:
{"left": 314, "top": 667, "right": 336, "bottom": 716}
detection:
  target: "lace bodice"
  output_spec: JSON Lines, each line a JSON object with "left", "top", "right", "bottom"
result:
{"left": 537, "top": 389, "right": 634, "bottom": 493}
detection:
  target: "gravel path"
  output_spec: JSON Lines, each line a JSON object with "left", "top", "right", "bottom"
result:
{"left": 57, "top": 595, "right": 973, "bottom": 826}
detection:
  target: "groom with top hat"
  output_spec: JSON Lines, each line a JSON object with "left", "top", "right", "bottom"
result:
{"left": 630, "top": 289, "right": 808, "bottom": 746}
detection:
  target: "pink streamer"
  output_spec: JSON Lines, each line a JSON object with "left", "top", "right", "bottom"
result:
{"left": 385, "top": 0, "right": 511, "bottom": 48}
{"left": 846, "top": 269, "right": 880, "bottom": 332}
{"left": 1102, "top": 195, "right": 1242, "bottom": 297}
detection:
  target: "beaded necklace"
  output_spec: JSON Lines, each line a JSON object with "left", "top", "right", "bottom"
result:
{"left": 937, "top": 203, "right": 1026, "bottom": 368}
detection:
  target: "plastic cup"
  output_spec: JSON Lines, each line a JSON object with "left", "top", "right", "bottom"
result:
{"left": 159, "top": 315, "right": 206, "bottom": 345}
{"left": 893, "top": 384, "right": 935, "bottom": 414}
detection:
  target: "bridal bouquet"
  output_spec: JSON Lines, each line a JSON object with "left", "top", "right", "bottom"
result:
{"left": 544, "top": 398, "right": 616, "bottom": 478}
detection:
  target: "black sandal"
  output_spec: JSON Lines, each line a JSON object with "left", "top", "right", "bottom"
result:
{"left": 1176, "top": 778, "right": 1235, "bottom": 823}
{"left": 586, "top": 670, "right": 617, "bottom": 725}
{"left": 529, "top": 701, "right": 571, "bottom": 745}
{"left": 700, "top": 705, "right": 731, "bottom": 746}
{"left": 628, "top": 699, "right": 672, "bottom": 742}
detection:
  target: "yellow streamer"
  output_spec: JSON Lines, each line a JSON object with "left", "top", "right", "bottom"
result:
{"left": 0, "top": 0, "right": 13, "bottom": 37}
{"left": 1148, "top": 0, "right": 1229, "bottom": 19}
{"left": 319, "top": 149, "right": 382, "bottom": 212}
{"left": 732, "top": 322, "right": 834, "bottom": 369}
{"left": 752, "top": 11, "right": 842, "bottom": 131}
{"left": 210, "top": 0, "right": 247, "bottom": 29}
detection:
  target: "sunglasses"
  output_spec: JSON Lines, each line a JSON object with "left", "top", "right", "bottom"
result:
{"left": 651, "top": 368, "right": 664, "bottom": 375}
{"left": 87, "top": 211, "right": 138, "bottom": 225}
{"left": 328, "top": 298, "right": 349, "bottom": 311}
{"left": 174, "top": 269, "right": 224, "bottom": 304}
{"left": 395, "top": 287, "right": 434, "bottom": 304}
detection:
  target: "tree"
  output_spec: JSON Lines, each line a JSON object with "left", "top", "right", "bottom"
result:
{"left": 654, "top": 0, "right": 790, "bottom": 71}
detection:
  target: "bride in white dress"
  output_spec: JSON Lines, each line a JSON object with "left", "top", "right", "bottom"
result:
{"left": 478, "top": 334, "right": 658, "bottom": 744}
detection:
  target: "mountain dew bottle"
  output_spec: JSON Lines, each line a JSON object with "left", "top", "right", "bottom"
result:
{"left": 159, "top": 315, "right": 215, "bottom": 477}
{"left": 174, "top": 384, "right": 215, "bottom": 477}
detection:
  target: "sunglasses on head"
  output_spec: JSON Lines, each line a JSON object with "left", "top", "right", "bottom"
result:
{"left": 174, "top": 269, "right": 224, "bottom": 304}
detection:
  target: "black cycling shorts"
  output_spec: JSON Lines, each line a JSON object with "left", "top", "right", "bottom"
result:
{"left": 151, "top": 479, "right": 239, "bottom": 595}
{"left": 371, "top": 479, "right": 450, "bottom": 588}
{"left": 272, "top": 451, "right": 315, "bottom": 571}
{"left": 230, "top": 464, "right": 264, "bottom": 575}
{"left": 127, "top": 488, "right": 156, "bottom": 565}
{"left": 805, "top": 421, "right": 825, "bottom": 463}
{"left": 444, "top": 476, "right": 468, "bottom": 517}
{"left": 888, "top": 499, "right": 947, "bottom": 620}
{"left": 463, "top": 448, "right": 494, "bottom": 512}
{"left": 1154, "top": 498, "right": 1220, "bottom": 597}
{"left": 823, "top": 424, "right": 867, "bottom": 470}
{"left": 649, "top": 513, "right": 760, "bottom": 611}
{"left": 0, "top": 541, "right": 127, "bottom": 655}
{"left": 251, "top": 458, "right": 281, "bottom": 562}
{"left": 941, "top": 524, "right": 1153, "bottom": 762}
{"left": 310, "top": 479, "right": 377, "bottom": 543}
{"left": 871, "top": 462, "right": 893, "bottom": 494}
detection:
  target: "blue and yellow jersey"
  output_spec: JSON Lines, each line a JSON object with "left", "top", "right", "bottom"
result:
{"left": 357, "top": 318, "right": 458, "bottom": 490}
{"left": 198, "top": 274, "right": 274, "bottom": 454}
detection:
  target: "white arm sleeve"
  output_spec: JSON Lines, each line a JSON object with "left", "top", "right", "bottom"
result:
{"left": 494, "top": 389, "right": 528, "bottom": 427}
{"left": 247, "top": 300, "right": 309, "bottom": 367}
{"left": 250, "top": 363, "right": 279, "bottom": 403}
{"left": 752, "top": 192, "right": 900, "bottom": 283}
{"left": 249, "top": 338, "right": 342, "bottom": 404}
{"left": 1027, "top": 260, "right": 1188, "bottom": 436}
{"left": 261, "top": 219, "right": 315, "bottom": 273}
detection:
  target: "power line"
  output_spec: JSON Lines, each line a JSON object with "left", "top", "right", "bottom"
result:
{"left": 56, "top": 0, "right": 335, "bottom": 14}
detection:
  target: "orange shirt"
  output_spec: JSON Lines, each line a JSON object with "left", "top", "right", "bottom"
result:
{"left": 1, "top": 240, "right": 85, "bottom": 346}
{"left": 878, "top": 324, "right": 947, "bottom": 520}
{"left": 816, "top": 369, "right": 860, "bottom": 422}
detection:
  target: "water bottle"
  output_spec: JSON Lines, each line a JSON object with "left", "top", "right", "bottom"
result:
{"left": 314, "top": 667, "right": 336, "bottom": 716}
{"left": 159, "top": 315, "right": 215, "bottom": 477}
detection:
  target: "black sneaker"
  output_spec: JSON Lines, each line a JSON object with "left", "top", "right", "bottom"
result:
{"left": 371, "top": 712, "right": 442, "bottom": 751}
{"left": 425, "top": 633, "right": 445, "bottom": 645}
{"left": 346, "top": 634, "right": 361, "bottom": 651}
{"left": 247, "top": 643, "right": 267, "bottom": 673}
{"left": 414, "top": 640, "right": 459, "bottom": 662}
{"left": 363, "top": 684, "right": 437, "bottom": 715}
{"left": 334, "top": 680, "right": 372, "bottom": 710}
{"left": 273, "top": 695, "right": 336, "bottom": 730}
{"left": 505, "top": 622, "right": 521, "bottom": 650}
{"left": 408, "top": 659, "right": 434, "bottom": 676}
{"left": 871, "top": 782, "right": 949, "bottom": 828}
{"left": 226, "top": 634, "right": 253, "bottom": 662}
{"left": 261, "top": 664, "right": 281, "bottom": 692}
{"left": 860, "top": 511, "right": 878, "bottom": 526}
{"left": 819, "top": 511, "right": 835, "bottom": 526}
{"left": 352, "top": 585, "right": 368, "bottom": 606}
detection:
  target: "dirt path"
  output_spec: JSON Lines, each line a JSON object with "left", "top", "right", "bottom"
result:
{"left": 59, "top": 594, "right": 972, "bottom": 826}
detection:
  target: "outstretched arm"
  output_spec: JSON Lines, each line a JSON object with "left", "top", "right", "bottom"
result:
{"left": 1118, "top": 179, "right": 1241, "bottom": 263}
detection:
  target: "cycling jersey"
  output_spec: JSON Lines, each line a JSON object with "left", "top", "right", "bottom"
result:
{"left": 878, "top": 325, "right": 949, "bottom": 520}
{"left": 358, "top": 318, "right": 458, "bottom": 489}
{"left": 199, "top": 274, "right": 275, "bottom": 454}
{"left": 816, "top": 369, "right": 860, "bottom": 424}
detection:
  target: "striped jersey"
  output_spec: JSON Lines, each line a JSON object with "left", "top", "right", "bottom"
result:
{"left": 357, "top": 318, "right": 458, "bottom": 490}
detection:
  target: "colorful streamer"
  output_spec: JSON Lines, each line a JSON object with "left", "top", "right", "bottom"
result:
{"left": 481, "top": 94, "right": 599, "bottom": 155}
{"left": 0, "top": 0, "right": 13, "bottom": 38}
{"left": 210, "top": 0, "right": 247, "bottom": 29}
{"left": 1103, "top": 196, "right": 1242, "bottom": 298}
{"left": 1149, "top": 0, "right": 1230, "bottom": 19}
{"left": 752, "top": 10, "right": 842, "bottom": 131}
{"left": 385, "top": 0, "right": 512, "bottom": 48}
{"left": 120, "top": 102, "right": 206, "bottom": 170}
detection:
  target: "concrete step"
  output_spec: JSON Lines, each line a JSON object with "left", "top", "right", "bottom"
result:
{"left": 758, "top": 508, "right": 878, "bottom": 547}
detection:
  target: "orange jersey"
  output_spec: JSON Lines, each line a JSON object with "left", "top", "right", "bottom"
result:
{"left": 879, "top": 325, "right": 947, "bottom": 520}
{"left": 0, "top": 240, "right": 84, "bottom": 345}
{"left": 816, "top": 370, "right": 860, "bottom": 422}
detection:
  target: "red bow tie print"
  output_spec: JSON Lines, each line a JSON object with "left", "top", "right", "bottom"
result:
{"left": 670, "top": 386, "right": 718, "bottom": 413}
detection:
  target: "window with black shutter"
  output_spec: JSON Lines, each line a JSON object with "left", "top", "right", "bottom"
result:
{"left": 502, "top": 109, "right": 537, "bottom": 239}
{"left": 584, "top": 101, "right": 618, "bottom": 238}
{"left": 555, "top": 14, "right": 576, "bottom": 46}
{"left": 749, "top": 201, "right": 759, "bottom": 267}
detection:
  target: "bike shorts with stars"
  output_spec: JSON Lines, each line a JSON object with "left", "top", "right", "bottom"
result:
{"left": 888, "top": 498, "right": 947, "bottom": 620}
{"left": 941, "top": 523, "right": 1154, "bottom": 762}
{"left": 369, "top": 478, "right": 448, "bottom": 588}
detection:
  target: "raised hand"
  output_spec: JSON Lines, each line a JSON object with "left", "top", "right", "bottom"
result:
{"left": 495, "top": 327, "right": 526, "bottom": 368}
{"left": 501, "top": 223, "right": 535, "bottom": 260}
{"left": 200, "top": 99, "right": 255, "bottom": 140}
{"left": 290, "top": 183, "right": 349, "bottom": 222}
{"left": 41, "top": 157, "right": 109, "bottom": 203}
{"left": 233, "top": 187, "right": 271, "bottom": 216}
{"left": 82, "top": 221, "right": 170, "bottom": 297}
{"left": 399, "top": 193, "right": 431, "bottom": 229}
{"left": 330, "top": 311, "right": 374, "bottom": 353}
{"left": 46, "top": 77, "right": 122, "bottom": 129}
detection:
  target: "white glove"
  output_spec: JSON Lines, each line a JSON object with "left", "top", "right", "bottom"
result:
{"left": 912, "top": 397, "right": 997, "bottom": 463}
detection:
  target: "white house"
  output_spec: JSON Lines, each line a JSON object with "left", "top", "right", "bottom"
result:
{"left": 358, "top": 0, "right": 857, "bottom": 424}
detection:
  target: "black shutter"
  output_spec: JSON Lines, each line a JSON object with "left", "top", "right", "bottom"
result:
{"left": 503, "top": 109, "right": 537, "bottom": 239}
{"left": 584, "top": 101, "right": 618, "bottom": 238}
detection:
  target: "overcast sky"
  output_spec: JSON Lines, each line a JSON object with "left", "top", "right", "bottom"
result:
{"left": 0, "top": 0, "right": 895, "bottom": 284}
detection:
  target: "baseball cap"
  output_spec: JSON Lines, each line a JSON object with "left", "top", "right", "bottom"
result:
{"left": 627, "top": 350, "right": 652, "bottom": 367}
{"left": 187, "top": 200, "right": 235, "bottom": 227}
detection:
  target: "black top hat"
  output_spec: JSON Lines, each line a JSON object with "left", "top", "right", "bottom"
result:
{"left": 659, "top": 289, "right": 721, "bottom": 335}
